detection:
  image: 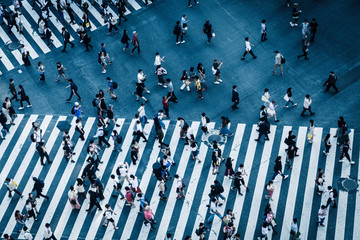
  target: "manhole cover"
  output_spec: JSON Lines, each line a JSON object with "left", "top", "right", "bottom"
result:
{"left": 337, "top": 177, "right": 359, "bottom": 193}
{"left": 202, "top": 129, "right": 227, "bottom": 148}
{"left": 6, "top": 41, "right": 21, "bottom": 50}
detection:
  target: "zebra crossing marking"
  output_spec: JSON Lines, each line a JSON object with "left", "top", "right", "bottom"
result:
{"left": 353, "top": 137, "right": 360, "bottom": 240}
{"left": 0, "top": 26, "right": 25, "bottom": 65}
{"left": 0, "top": 48, "right": 15, "bottom": 71}
{"left": 128, "top": 0, "right": 142, "bottom": 10}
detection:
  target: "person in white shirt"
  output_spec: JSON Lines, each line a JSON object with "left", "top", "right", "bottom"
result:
{"left": 175, "top": 174, "right": 185, "bottom": 199}
{"left": 129, "top": 174, "right": 142, "bottom": 193}
{"left": 241, "top": 37, "right": 257, "bottom": 60}
{"left": 137, "top": 69, "right": 150, "bottom": 93}
{"left": 207, "top": 198, "right": 223, "bottom": 223}
{"left": 267, "top": 100, "right": 279, "bottom": 122}
{"left": 154, "top": 52, "right": 165, "bottom": 68}
{"left": 290, "top": 218, "right": 301, "bottom": 239}
{"left": 325, "top": 186, "right": 337, "bottom": 208}
{"left": 5, "top": 177, "right": 23, "bottom": 198}
{"left": 43, "top": 223, "right": 57, "bottom": 240}
{"left": 317, "top": 205, "right": 327, "bottom": 227}
{"left": 301, "top": 19, "right": 309, "bottom": 38}
{"left": 261, "top": 88, "right": 271, "bottom": 107}
{"left": 138, "top": 103, "right": 148, "bottom": 128}
{"left": 107, "top": 13, "right": 119, "bottom": 35}
{"left": 273, "top": 51, "right": 284, "bottom": 75}
{"left": 68, "top": 186, "right": 81, "bottom": 209}
{"left": 200, "top": 112, "right": 209, "bottom": 134}
{"left": 118, "top": 162, "right": 130, "bottom": 183}
{"left": 301, "top": 94, "right": 315, "bottom": 116}
{"left": 134, "top": 120, "right": 147, "bottom": 142}
{"left": 102, "top": 204, "right": 119, "bottom": 229}
{"left": 110, "top": 174, "right": 125, "bottom": 199}
{"left": 180, "top": 14, "right": 188, "bottom": 34}
{"left": 93, "top": 123, "right": 111, "bottom": 147}
{"left": 257, "top": 222, "right": 269, "bottom": 240}
{"left": 23, "top": 226, "right": 33, "bottom": 240}
{"left": 261, "top": 19, "right": 267, "bottom": 41}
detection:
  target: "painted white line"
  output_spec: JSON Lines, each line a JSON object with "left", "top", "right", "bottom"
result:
{"left": 0, "top": 48, "right": 15, "bottom": 71}
{"left": 120, "top": 120, "right": 172, "bottom": 240}
{"left": 316, "top": 128, "right": 337, "bottom": 240}
{"left": 243, "top": 125, "right": 277, "bottom": 240}
{"left": 141, "top": 0, "right": 152, "bottom": 5}
{"left": 81, "top": 1, "right": 106, "bottom": 26}
{"left": 141, "top": 121, "right": 200, "bottom": 240}
{"left": 49, "top": 0, "right": 82, "bottom": 33}
{"left": 353, "top": 131, "right": 360, "bottom": 240}
{"left": 55, "top": 119, "right": 125, "bottom": 239}
{"left": 0, "top": 114, "right": 24, "bottom": 159}
{"left": 11, "top": 49, "right": 24, "bottom": 65}
{"left": 70, "top": 1, "right": 98, "bottom": 31}
{"left": 297, "top": 128, "right": 323, "bottom": 239}
{"left": 1, "top": 116, "right": 64, "bottom": 235}
{"left": 173, "top": 123, "right": 217, "bottom": 240}
{"left": 94, "top": 0, "right": 119, "bottom": 20}
{"left": 0, "top": 26, "right": 25, "bottom": 65}
{"left": 334, "top": 130, "right": 354, "bottom": 240}
{"left": 22, "top": 0, "right": 63, "bottom": 47}
{"left": 279, "top": 126, "right": 307, "bottom": 240}
{"left": 128, "top": 0, "right": 141, "bottom": 10}
{"left": 215, "top": 124, "right": 258, "bottom": 239}
{"left": 34, "top": 118, "right": 96, "bottom": 240}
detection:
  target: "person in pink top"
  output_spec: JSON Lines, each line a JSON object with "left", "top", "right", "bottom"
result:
{"left": 144, "top": 206, "right": 156, "bottom": 230}
{"left": 131, "top": 31, "right": 141, "bottom": 55}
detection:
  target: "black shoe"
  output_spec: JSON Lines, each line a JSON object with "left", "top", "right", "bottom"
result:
{"left": 48, "top": 161, "right": 52, "bottom": 164}
{"left": 78, "top": 98, "right": 82, "bottom": 101}
{"left": 41, "top": 163, "right": 45, "bottom": 166}
{"left": 310, "top": 112, "right": 315, "bottom": 115}
{"left": 254, "top": 139, "right": 259, "bottom": 141}
{"left": 265, "top": 138, "right": 270, "bottom": 141}
{"left": 66, "top": 99, "right": 71, "bottom": 102}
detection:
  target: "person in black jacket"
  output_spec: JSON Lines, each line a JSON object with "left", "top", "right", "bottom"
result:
{"left": 32, "top": 177, "right": 49, "bottom": 200}
{"left": 271, "top": 156, "right": 288, "bottom": 181}
{"left": 66, "top": 79, "right": 82, "bottom": 102}
{"left": 61, "top": 27, "right": 74, "bottom": 52}
{"left": 86, "top": 190, "right": 102, "bottom": 212}
{"left": 231, "top": 85, "right": 239, "bottom": 109}
{"left": 121, "top": 29, "right": 130, "bottom": 51}
{"left": 116, "top": 0, "right": 127, "bottom": 25}
{"left": 196, "top": 222, "right": 209, "bottom": 240}
{"left": 323, "top": 71, "right": 339, "bottom": 93}
{"left": 18, "top": 85, "right": 31, "bottom": 110}
{"left": 174, "top": 21, "right": 183, "bottom": 44}
{"left": 37, "top": 143, "right": 52, "bottom": 166}
{"left": 83, "top": 32, "right": 93, "bottom": 52}
{"left": 254, "top": 120, "right": 269, "bottom": 141}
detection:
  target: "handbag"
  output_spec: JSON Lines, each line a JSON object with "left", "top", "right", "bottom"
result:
{"left": 185, "top": 79, "right": 191, "bottom": 86}
{"left": 283, "top": 94, "right": 290, "bottom": 102}
{"left": 70, "top": 199, "right": 76, "bottom": 205}
{"left": 212, "top": 32, "right": 216, "bottom": 38}
{"left": 270, "top": 218, "right": 277, "bottom": 227}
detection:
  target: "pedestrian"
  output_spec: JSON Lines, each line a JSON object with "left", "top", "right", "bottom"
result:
{"left": 317, "top": 205, "right": 327, "bottom": 227}
{"left": 44, "top": 27, "right": 53, "bottom": 46}
{"left": 116, "top": 0, "right": 127, "bottom": 25}
{"left": 315, "top": 168, "right": 325, "bottom": 195}
{"left": 15, "top": 210, "right": 26, "bottom": 233}
{"left": 107, "top": 13, "right": 119, "bottom": 36}
{"left": 180, "top": 70, "right": 191, "bottom": 91}
{"left": 261, "top": 88, "right": 271, "bottom": 107}
{"left": 173, "top": 21, "right": 184, "bottom": 44}
{"left": 75, "top": 118, "right": 85, "bottom": 141}
{"left": 18, "top": 85, "right": 32, "bottom": 110}
{"left": 265, "top": 180, "right": 274, "bottom": 201}
{"left": 230, "top": 85, "right": 240, "bottom": 110}
{"left": 261, "top": 19, "right": 267, "bottom": 41}
{"left": 129, "top": 174, "right": 142, "bottom": 193}
{"left": 65, "top": 79, "right": 82, "bottom": 102}
{"left": 339, "top": 140, "right": 354, "bottom": 164}
{"left": 72, "top": 102, "right": 82, "bottom": 119}
{"left": 100, "top": 43, "right": 112, "bottom": 64}
{"left": 27, "top": 193, "right": 39, "bottom": 214}
{"left": 202, "top": 19, "right": 214, "bottom": 44}
{"left": 158, "top": 179, "right": 167, "bottom": 200}
{"left": 107, "top": 105, "right": 120, "bottom": 127}
{"left": 130, "top": 31, "right": 141, "bottom": 55}
{"left": 117, "top": 162, "right": 130, "bottom": 183}
{"left": 301, "top": 19, "right": 309, "bottom": 38}
{"left": 271, "top": 156, "right": 288, "bottom": 180}
{"left": 289, "top": 3, "right": 301, "bottom": 27}
{"left": 200, "top": 112, "right": 209, "bottom": 134}
{"left": 137, "top": 192, "right": 149, "bottom": 213}
{"left": 137, "top": 69, "right": 151, "bottom": 93}
{"left": 309, "top": 18, "right": 318, "bottom": 42}
{"left": 272, "top": 51, "right": 284, "bottom": 75}
{"left": 323, "top": 71, "right": 339, "bottom": 93}
{"left": 323, "top": 133, "right": 331, "bottom": 155}
{"left": 102, "top": 204, "right": 119, "bottom": 229}
{"left": 208, "top": 198, "right": 224, "bottom": 223}
{"left": 125, "top": 186, "right": 136, "bottom": 208}
{"left": 154, "top": 52, "right": 165, "bottom": 69}
{"left": 188, "top": 0, "right": 199, "bottom": 7}
{"left": 75, "top": 178, "right": 86, "bottom": 199}
{"left": 9, "top": 79, "right": 18, "bottom": 101}
{"left": 44, "top": 223, "right": 57, "bottom": 240}
{"left": 144, "top": 206, "right": 156, "bottom": 230}
{"left": 301, "top": 94, "right": 315, "bottom": 116}
{"left": 86, "top": 190, "right": 102, "bottom": 211}
{"left": 197, "top": 62, "right": 206, "bottom": 81}
{"left": 191, "top": 142, "right": 201, "bottom": 162}
{"left": 165, "top": 78, "right": 178, "bottom": 102}
{"left": 138, "top": 103, "right": 148, "bottom": 128}
{"left": 106, "top": 77, "right": 117, "bottom": 99}
{"left": 110, "top": 174, "right": 124, "bottom": 199}
{"left": 212, "top": 59, "right": 223, "bottom": 84}
{"left": 156, "top": 65, "right": 168, "bottom": 87}
{"left": 325, "top": 186, "right": 337, "bottom": 208}
{"left": 283, "top": 87, "right": 297, "bottom": 108}
{"left": 5, "top": 177, "right": 23, "bottom": 198}
{"left": 181, "top": 14, "right": 188, "bottom": 35}
{"left": 61, "top": 27, "right": 74, "bottom": 52}
{"left": 63, "top": 138, "right": 75, "bottom": 163}
{"left": 290, "top": 218, "right": 301, "bottom": 240}
{"left": 224, "top": 157, "right": 235, "bottom": 178}
{"left": 20, "top": 44, "right": 31, "bottom": 66}
{"left": 195, "top": 222, "right": 209, "bottom": 240}
{"left": 3, "top": 234, "right": 14, "bottom": 240}
{"left": 56, "top": 62, "right": 67, "bottom": 82}
{"left": 297, "top": 36, "right": 310, "bottom": 60}
{"left": 83, "top": 32, "right": 93, "bottom": 51}
{"left": 23, "top": 226, "right": 33, "bottom": 240}
{"left": 32, "top": 177, "right": 49, "bottom": 200}
{"left": 175, "top": 174, "right": 186, "bottom": 199}
{"left": 68, "top": 186, "right": 80, "bottom": 209}
{"left": 286, "top": 144, "right": 296, "bottom": 170}
{"left": 99, "top": 51, "right": 108, "bottom": 74}
{"left": 308, "top": 119, "right": 315, "bottom": 143}
{"left": 93, "top": 122, "right": 111, "bottom": 148}
{"left": 267, "top": 100, "right": 279, "bottom": 122}
{"left": 241, "top": 37, "right": 257, "bottom": 60}
{"left": 220, "top": 116, "right": 232, "bottom": 136}
{"left": 38, "top": 62, "right": 45, "bottom": 81}
{"left": 2, "top": 102, "right": 14, "bottom": 125}
{"left": 194, "top": 76, "right": 204, "bottom": 100}
{"left": 162, "top": 96, "right": 170, "bottom": 118}
{"left": 134, "top": 120, "right": 148, "bottom": 142}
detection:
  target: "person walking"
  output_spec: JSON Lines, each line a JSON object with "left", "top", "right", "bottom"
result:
{"left": 317, "top": 205, "right": 327, "bottom": 227}
{"left": 220, "top": 116, "right": 232, "bottom": 136}
{"left": 224, "top": 157, "right": 235, "bottom": 178}
{"left": 173, "top": 21, "right": 184, "bottom": 44}
{"left": 301, "top": 94, "right": 315, "bottom": 116}
{"left": 38, "top": 62, "right": 45, "bottom": 81}
{"left": 290, "top": 218, "right": 301, "bottom": 240}
{"left": 18, "top": 85, "right": 32, "bottom": 110}
{"left": 297, "top": 36, "right": 310, "bottom": 60}
{"left": 44, "top": 223, "right": 57, "bottom": 240}
{"left": 202, "top": 19, "right": 214, "bottom": 44}
{"left": 9, "top": 79, "right": 18, "bottom": 101}
{"left": 154, "top": 52, "right": 165, "bottom": 69}
{"left": 32, "top": 177, "right": 49, "bottom": 200}
{"left": 339, "top": 140, "right": 354, "bottom": 164}
{"left": 323, "top": 71, "right": 339, "bottom": 93}
{"left": 175, "top": 174, "right": 186, "bottom": 199}
{"left": 5, "top": 177, "right": 23, "bottom": 198}
{"left": 200, "top": 112, "right": 209, "bottom": 134}
{"left": 162, "top": 96, "right": 170, "bottom": 118}
{"left": 36, "top": 142, "right": 52, "bottom": 166}
{"left": 181, "top": 14, "right": 188, "bottom": 35}
{"left": 267, "top": 100, "right": 279, "bottom": 122}
{"left": 75, "top": 118, "right": 85, "bottom": 141}
{"left": 261, "top": 19, "right": 267, "bottom": 41}
{"left": 106, "top": 77, "right": 117, "bottom": 99}
{"left": 271, "top": 156, "right": 288, "bottom": 180}
{"left": 265, "top": 180, "right": 274, "bottom": 201}
{"left": 110, "top": 174, "right": 125, "bottom": 198}
{"left": 56, "top": 62, "right": 67, "bottom": 82}
{"left": 111, "top": 130, "right": 122, "bottom": 152}
{"left": 129, "top": 174, "right": 142, "bottom": 193}
{"left": 308, "top": 119, "right": 315, "bottom": 143}
{"left": 194, "top": 76, "right": 203, "bottom": 100}
{"left": 272, "top": 51, "right": 284, "bottom": 75}
{"left": 137, "top": 69, "right": 151, "bottom": 93}
{"left": 212, "top": 59, "right": 223, "bottom": 84}
{"left": 93, "top": 122, "right": 111, "bottom": 148}
{"left": 61, "top": 27, "right": 74, "bottom": 52}
{"left": 130, "top": 31, "right": 141, "bottom": 55}
{"left": 86, "top": 190, "right": 102, "bottom": 212}
{"left": 116, "top": 0, "right": 127, "bottom": 25}
{"left": 66, "top": 79, "right": 82, "bottom": 102}
{"left": 20, "top": 44, "right": 31, "bottom": 66}
{"left": 255, "top": 120, "right": 270, "bottom": 141}
{"left": 325, "top": 186, "right": 337, "bottom": 208}
{"left": 290, "top": 3, "right": 301, "bottom": 27}
{"left": 156, "top": 65, "right": 167, "bottom": 87}
{"left": 144, "top": 206, "right": 156, "bottom": 230}
{"left": 309, "top": 18, "right": 318, "bottom": 42}
{"left": 241, "top": 37, "right": 257, "bottom": 60}
{"left": 315, "top": 169, "right": 325, "bottom": 195}
{"left": 231, "top": 85, "right": 240, "bottom": 109}
{"left": 107, "top": 13, "right": 119, "bottom": 36}
{"left": 196, "top": 223, "right": 209, "bottom": 240}
{"left": 179, "top": 70, "right": 191, "bottom": 91}
{"left": 207, "top": 198, "right": 224, "bottom": 223}
{"left": 283, "top": 87, "right": 297, "bottom": 108}
{"left": 323, "top": 133, "right": 331, "bottom": 155}
{"left": 68, "top": 186, "right": 80, "bottom": 209}
{"left": 83, "top": 32, "right": 93, "bottom": 52}
{"left": 301, "top": 19, "right": 309, "bottom": 38}
{"left": 188, "top": 0, "right": 199, "bottom": 7}
{"left": 102, "top": 204, "right": 119, "bottom": 229}
{"left": 23, "top": 226, "right": 33, "bottom": 240}
{"left": 125, "top": 186, "right": 136, "bottom": 208}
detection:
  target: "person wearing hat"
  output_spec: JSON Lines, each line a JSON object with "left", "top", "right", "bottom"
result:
{"left": 323, "top": 71, "right": 339, "bottom": 93}
{"left": 130, "top": 31, "right": 141, "bottom": 55}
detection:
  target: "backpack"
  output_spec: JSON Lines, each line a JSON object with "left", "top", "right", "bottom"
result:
{"left": 71, "top": 106, "right": 75, "bottom": 115}
{"left": 195, "top": 228, "right": 200, "bottom": 236}
{"left": 173, "top": 27, "right": 177, "bottom": 35}
{"left": 116, "top": 135, "right": 123, "bottom": 144}
{"left": 92, "top": 99, "right": 98, "bottom": 107}
{"left": 281, "top": 55, "right": 286, "bottom": 64}
{"left": 284, "top": 138, "right": 290, "bottom": 145}
{"left": 219, "top": 185, "right": 224, "bottom": 193}
{"left": 39, "top": 179, "right": 45, "bottom": 188}
{"left": 30, "top": 133, "right": 37, "bottom": 142}
{"left": 98, "top": 52, "right": 101, "bottom": 63}
{"left": 332, "top": 189, "right": 338, "bottom": 198}
{"left": 116, "top": 166, "right": 121, "bottom": 176}
{"left": 205, "top": 116, "right": 210, "bottom": 123}
{"left": 112, "top": 81, "right": 118, "bottom": 89}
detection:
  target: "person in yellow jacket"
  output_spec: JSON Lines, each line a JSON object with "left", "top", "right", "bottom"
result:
{"left": 195, "top": 76, "right": 204, "bottom": 100}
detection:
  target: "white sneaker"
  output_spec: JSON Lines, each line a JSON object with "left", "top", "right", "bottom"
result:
{"left": 146, "top": 90, "right": 150, "bottom": 94}
{"left": 284, "top": 175, "right": 289, "bottom": 179}
{"left": 176, "top": 42, "right": 180, "bottom": 45}
{"left": 181, "top": 40, "right": 185, "bottom": 43}
{"left": 350, "top": 161, "right": 355, "bottom": 164}
{"left": 339, "top": 159, "right": 345, "bottom": 163}
{"left": 187, "top": 88, "right": 191, "bottom": 92}
{"left": 27, "top": 105, "right": 32, "bottom": 108}
{"left": 290, "top": 22, "right": 294, "bottom": 27}
{"left": 158, "top": 83, "right": 163, "bottom": 86}
{"left": 217, "top": 79, "right": 223, "bottom": 82}
{"left": 18, "top": 107, "right": 24, "bottom": 110}
{"left": 294, "top": 23, "right": 298, "bottom": 27}
{"left": 163, "top": 85, "right": 168, "bottom": 88}
{"left": 214, "top": 81, "right": 220, "bottom": 85}
{"left": 102, "top": 70, "right": 106, "bottom": 73}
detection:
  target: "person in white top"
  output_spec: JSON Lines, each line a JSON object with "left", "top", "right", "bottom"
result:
{"left": 118, "top": 162, "right": 130, "bottom": 183}
{"left": 138, "top": 103, "right": 148, "bottom": 127}
{"left": 181, "top": 14, "right": 188, "bottom": 34}
{"left": 154, "top": 52, "right": 165, "bottom": 68}
{"left": 129, "top": 174, "right": 142, "bottom": 193}
{"left": 68, "top": 186, "right": 81, "bottom": 209}
{"left": 301, "top": 94, "right": 315, "bottom": 116}
{"left": 301, "top": 19, "right": 309, "bottom": 38}
{"left": 134, "top": 120, "right": 148, "bottom": 142}
{"left": 261, "top": 88, "right": 271, "bottom": 107}
{"left": 317, "top": 205, "right": 327, "bottom": 227}
{"left": 241, "top": 37, "right": 257, "bottom": 60}
{"left": 43, "top": 223, "right": 57, "bottom": 240}
{"left": 5, "top": 177, "right": 23, "bottom": 198}
{"left": 175, "top": 174, "right": 185, "bottom": 199}
{"left": 267, "top": 100, "right": 279, "bottom": 122}
{"left": 23, "top": 226, "right": 33, "bottom": 240}
{"left": 102, "top": 204, "right": 119, "bottom": 229}
{"left": 261, "top": 19, "right": 267, "bottom": 41}
{"left": 200, "top": 112, "right": 209, "bottom": 134}
{"left": 308, "top": 119, "right": 315, "bottom": 143}
{"left": 273, "top": 50, "right": 284, "bottom": 75}
{"left": 20, "top": 44, "right": 31, "bottom": 66}
{"left": 137, "top": 69, "right": 150, "bottom": 94}
{"left": 107, "top": 13, "right": 119, "bottom": 36}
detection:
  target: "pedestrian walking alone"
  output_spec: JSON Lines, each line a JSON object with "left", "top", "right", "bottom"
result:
{"left": 86, "top": 190, "right": 102, "bottom": 211}
{"left": 5, "top": 177, "right": 23, "bottom": 198}
{"left": 272, "top": 51, "right": 284, "bottom": 75}
{"left": 102, "top": 204, "right": 119, "bottom": 229}
{"left": 231, "top": 85, "right": 239, "bottom": 109}
{"left": 130, "top": 31, "right": 141, "bottom": 55}
{"left": 241, "top": 37, "right": 257, "bottom": 60}
{"left": 265, "top": 180, "right": 274, "bottom": 201}
{"left": 283, "top": 87, "right": 297, "bottom": 108}
{"left": 309, "top": 18, "right": 318, "bottom": 42}
{"left": 290, "top": 218, "right": 301, "bottom": 240}
{"left": 121, "top": 29, "right": 130, "bottom": 51}
{"left": 202, "top": 19, "right": 214, "bottom": 44}
{"left": 9, "top": 79, "right": 18, "bottom": 101}
{"left": 61, "top": 27, "right": 74, "bottom": 52}
{"left": 44, "top": 223, "right": 57, "bottom": 240}
{"left": 68, "top": 186, "right": 80, "bottom": 209}
{"left": 38, "top": 62, "right": 45, "bottom": 81}
{"left": 66, "top": 79, "right": 82, "bottom": 102}
{"left": 317, "top": 205, "right": 327, "bottom": 227}
{"left": 323, "top": 71, "right": 339, "bottom": 93}
{"left": 271, "top": 156, "right": 288, "bottom": 180}
{"left": 32, "top": 177, "right": 49, "bottom": 200}
{"left": 212, "top": 59, "right": 223, "bottom": 85}
{"left": 339, "top": 140, "right": 354, "bottom": 164}
{"left": 301, "top": 94, "right": 315, "bottom": 116}
{"left": 297, "top": 36, "right": 310, "bottom": 60}
{"left": 323, "top": 133, "right": 331, "bottom": 155}
{"left": 56, "top": 62, "right": 67, "bottom": 82}
{"left": 18, "top": 85, "right": 31, "bottom": 110}
{"left": 261, "top": 19, "right": 267, "bottom": 41}
{"left": 325, "top": 186, "right": 337, "bottom": 208}
{"left": 290, "top": 3, "right": 301, "bottom": 27}
{"left": 224, "top": 157, "right": 235, "bottom": 178}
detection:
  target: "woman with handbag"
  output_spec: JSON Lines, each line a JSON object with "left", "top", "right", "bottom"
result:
{"left": 179, "top": 70, "right": 191, "bottom": 92}
{"left": 224, "top": 157, "right": 235, "bottom": 178}
{"left": 68, "top": 186, "right": 81, "bottom": 209}
{"left": 265, "top": 180, "right": 275, "bottom": 201}
{"left": 38, "top": 62, "right": 45, "bottom": 81}
{"left": 25, "top": 199, "right": 38, "bottom": 221}
{"left": 283, "top": 87, "right": 297, "bottom": 108}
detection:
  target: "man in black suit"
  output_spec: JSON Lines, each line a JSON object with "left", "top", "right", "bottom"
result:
{"left": 323, "top": 71, "right": 339, "bottom": 93}
{"left": 61, "top": 27, "right": 74, "bottom": 52}
{"left": 231, "top": 85, "right": 239, "bottom": 109}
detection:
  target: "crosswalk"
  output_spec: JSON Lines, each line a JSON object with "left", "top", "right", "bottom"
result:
{"left": 0, "top": 114, "right": 359, "bottom": 239}
{"left": 0, "top": 0, "right": 151, "bottom": 74}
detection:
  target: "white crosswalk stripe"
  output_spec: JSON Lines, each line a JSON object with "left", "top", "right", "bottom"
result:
{"left": 0, "top": 116, "right": 359, "bottom": 240}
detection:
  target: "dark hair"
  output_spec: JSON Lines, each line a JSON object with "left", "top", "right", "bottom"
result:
{"left": 262, "top": 19, "right": 266, "bottom": 23}
{"left": 233, "top": 85, "right": 237, "bottom": 89}
{"left": 245, "top": 37, "right": 249, "bottom": 41}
